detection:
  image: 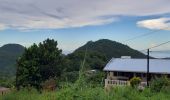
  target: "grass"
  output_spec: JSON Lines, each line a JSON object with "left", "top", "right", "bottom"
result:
{"left": 1, "top": 84, "right": 170, "bottom": 100}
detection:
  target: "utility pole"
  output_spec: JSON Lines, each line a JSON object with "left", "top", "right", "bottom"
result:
{"left": 147, "top": 49, "right": 150, "bottom": 87}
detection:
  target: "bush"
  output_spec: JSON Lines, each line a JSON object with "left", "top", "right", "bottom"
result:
{"left": 60, "top": 71, "right": 79, "bottom": 83}
{"left": 85, "top": 71, "right": 105, "bottom": 86}
{"left": 130, "top": 77, "right": 141, "bottom": 87}
{"left": 150, "top": 76, "right": 170, "bottom": 92}
{"left": 0, "top": 77, "right": 15, "bottom": 88}
{"left": 42, "top": 78, "right": 57, "bottom": 91}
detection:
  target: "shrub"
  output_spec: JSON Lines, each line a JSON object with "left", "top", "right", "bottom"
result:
{"left": 42, "top": 78, "right": 57, "bottom": 91}
{"left": 150, "top": 76, "right": 170, "bottom": 92}
{"left": 130, "top": 77, "right": 141, "bottom": 87}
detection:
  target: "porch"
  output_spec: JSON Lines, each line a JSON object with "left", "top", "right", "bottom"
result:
{"left": 105, "top": 79, "right": 147, "bottom": 87}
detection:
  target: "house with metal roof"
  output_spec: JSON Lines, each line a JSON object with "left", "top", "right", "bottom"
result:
{"left": 103, "top": 57, "right": 170, "bottom": 87}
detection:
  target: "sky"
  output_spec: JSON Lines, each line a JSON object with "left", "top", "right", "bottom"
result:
{"left": 0, "top": 0, "right": 170, "bottom": 57}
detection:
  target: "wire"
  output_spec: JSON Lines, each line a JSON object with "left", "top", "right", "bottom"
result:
{"left": 122, "top": 27, "right": 170, "bottom": 43}
{"left": 150, "top": 50, "right": 170, "bottom": 52}
{"left": 149, "top": 41, "right": 170, "bottom": 49}
{"left": 140, "top": 40, "right": 170, "bottom": 51}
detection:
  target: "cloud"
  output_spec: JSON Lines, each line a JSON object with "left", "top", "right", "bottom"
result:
{"left": 137, "top": 18, "right": 170, "bottom": 30}
{"left": 0, "top": 23, "right": 7, "bottom": 30}
{"left": 0, "top": 0, "right": 170, "bottom": 30}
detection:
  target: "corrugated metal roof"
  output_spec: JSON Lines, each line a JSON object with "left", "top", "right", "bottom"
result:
{"left": 103, "top": 58, "right": 170, "bottom": 74}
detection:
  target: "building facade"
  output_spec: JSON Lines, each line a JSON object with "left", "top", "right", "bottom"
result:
{"left": 103, "top": 57, "right": 170, "bottom": 87}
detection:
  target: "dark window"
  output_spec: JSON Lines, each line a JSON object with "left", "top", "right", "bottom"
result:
{"left": 136, "top": 73, "right": 141, "bottom": 77}
{"left": 118, "top": 72, "right": 125, "bottom": 76}
{"left": 114, "top": 72, "right": 117, "bottom": 76}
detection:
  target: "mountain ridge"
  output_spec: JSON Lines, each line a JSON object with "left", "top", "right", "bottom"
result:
{"left": 0, "top": 44, "right": 25, "bottom": 76}
{"left": 74, "top": 39, "right": 146, "bottom": 60}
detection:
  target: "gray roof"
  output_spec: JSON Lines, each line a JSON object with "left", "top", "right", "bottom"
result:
{"left": 104, "top": 58, "right": 170, "bottom": 74}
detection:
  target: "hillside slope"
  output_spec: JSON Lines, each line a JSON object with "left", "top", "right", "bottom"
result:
{"left": 0, "top": 44, "right": 25, "bottom": 76}
{"left": 74, "top": 39, "right": 146, "bottom": 60}
{"left": 64, "top": 39, "right": 147, "bottom": 72}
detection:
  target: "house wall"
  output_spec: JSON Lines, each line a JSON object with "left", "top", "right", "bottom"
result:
{"left": 106, "top": 71, "right": 170, "bottom": 82}
{"left": 106, "top": 71, "right": 147, "bottom": 81}
{"left": 105, "top": 71, "right": 170, "bottom": 88}
{"left": 105, "top": 71, "right": 148, "bottom": 88}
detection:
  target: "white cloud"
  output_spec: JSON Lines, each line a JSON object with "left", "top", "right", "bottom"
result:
{"left": 0, "top": 0, "right": 170, "bottom": 30}
{"left": 137, "top": 18, "right": 170, "bottom": 30}
{"left": 0, "top": 23, "right": 7, "bottom": 30}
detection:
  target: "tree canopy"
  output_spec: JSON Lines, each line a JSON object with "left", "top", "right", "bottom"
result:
{"left": 16, "top": 39, "right": 63, "bottom": 90}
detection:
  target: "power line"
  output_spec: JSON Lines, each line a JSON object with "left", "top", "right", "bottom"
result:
{"left": 149, "top": 41, "right": 170, "bottom": 49}
{"left": 150, "top": 50, "right": 170, "bottom": 53}
{"left": 122, "top": 27, "right": 170, "bottom": 43}
{"left": 140, "top": 40, "right": 170, "bottom": 51}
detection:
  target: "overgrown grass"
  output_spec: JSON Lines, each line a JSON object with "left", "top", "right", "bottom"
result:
{"left": 1, "top": 85, "right": 170, "bottom": 100}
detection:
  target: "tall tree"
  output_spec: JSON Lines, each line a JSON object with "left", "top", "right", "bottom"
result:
{"left": 16, "top": 39, "right": 63, "bottom": 90}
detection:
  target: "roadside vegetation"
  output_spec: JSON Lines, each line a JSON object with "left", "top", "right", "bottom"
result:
{"left": 1, "top": 76, "right": 170, "bottom": 100}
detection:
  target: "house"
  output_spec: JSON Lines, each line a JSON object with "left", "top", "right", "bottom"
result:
{"left": 103, "top": 57, "right": 170, "bottom": 87}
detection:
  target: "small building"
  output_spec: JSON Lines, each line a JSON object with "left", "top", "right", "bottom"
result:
{"left": 103, "top": 57, "right": 170, "bottom": 87}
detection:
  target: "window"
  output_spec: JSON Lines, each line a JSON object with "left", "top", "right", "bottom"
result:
{"left": 136, "top": 73, "right": 141, "bottom": 77}
{"left": 114, "top": 72, "right": 118, "bottom": 76}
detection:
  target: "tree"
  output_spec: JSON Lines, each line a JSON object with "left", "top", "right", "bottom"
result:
{"left": 64, "top": 51, "right": 107, "bottom": 72}
{"left": 16, "top": 39, "right": 63, "bottom": 90}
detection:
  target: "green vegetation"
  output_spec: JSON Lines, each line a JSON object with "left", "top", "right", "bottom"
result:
{"left": 1, "top": 39, "right": 169, "bottom": 100}
{"left": 0, "top": 39, "right": 147, "bottom": 78}
{"left": 130, "top": 77, "right": 141, "bottom": 87}
{"left": 1, "top": 77, "right": 170, "bottom": 100}
{"left": 65, "top": 51, "right": 107, "bottom": 71}
{"left": 75, "top": 39, "right": 146, "bottom": 60}
{"left": 0, "top": 44, "right": 24, "bottom": 76}
{"left": 60, "top": 39, "right": 147, "bottom": 82}
{"left": 16, "top": 39, "right": 63, "bottom": 90}
{"left": 0, "top": 77, "right": 15, "bottom": 88}
{"left": 150, "top": 76, "right": 170, "bottom": 92}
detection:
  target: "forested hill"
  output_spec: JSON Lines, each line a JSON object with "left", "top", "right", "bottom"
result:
{"left": 74, "top": 39, "right": 146, "bottom": 60}
{"left": 0, "top": 44, "right": 25, "bottom": 76}
{"left": 0, "top": 40, "right": 147, "bottom": 76}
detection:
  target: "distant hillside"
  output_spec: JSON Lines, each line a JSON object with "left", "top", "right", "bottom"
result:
{"left": 0, "top": 44, "right": 25, "bottom": 76}
{"left": 163, "top": 57, "right": 170, "bottom": 59}
{"left": 74, "top": 39, "right": 146, "bottom": 60}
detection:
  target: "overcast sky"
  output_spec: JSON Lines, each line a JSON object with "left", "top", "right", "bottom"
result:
{"left": 0, "top": 0, "right": 170, "bottom": 57}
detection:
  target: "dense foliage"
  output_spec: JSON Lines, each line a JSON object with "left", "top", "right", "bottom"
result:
{"left": 16, "top": 39, "right": 63, "bottom": 90}
{"left": 65, "top": 51, "right": 107, "bottom": 71}
{"left": 61, "top": 39, "right": 147, "bottom": 75}
{"left": 150, "top": 76, "right": 170, "bottom": 92}
{"left": 0, "top": 76, "right": 15, "bottom": 88}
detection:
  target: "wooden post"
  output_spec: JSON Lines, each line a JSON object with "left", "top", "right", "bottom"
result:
{"left": 147, "top": 49, "right": 150, "bottom": 87}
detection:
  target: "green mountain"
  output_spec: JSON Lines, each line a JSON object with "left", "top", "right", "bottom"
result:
{"left": 0, "top": 44, "right": 25, "bottom": 76}
{"left": 64, "top": 39, "right": 147, "bottom": 72}
{"left": 0, "top": 39, "right": 147, "bottom": 76}
{"left": 74, "top": 39, "right": 146, "bottom": 60}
